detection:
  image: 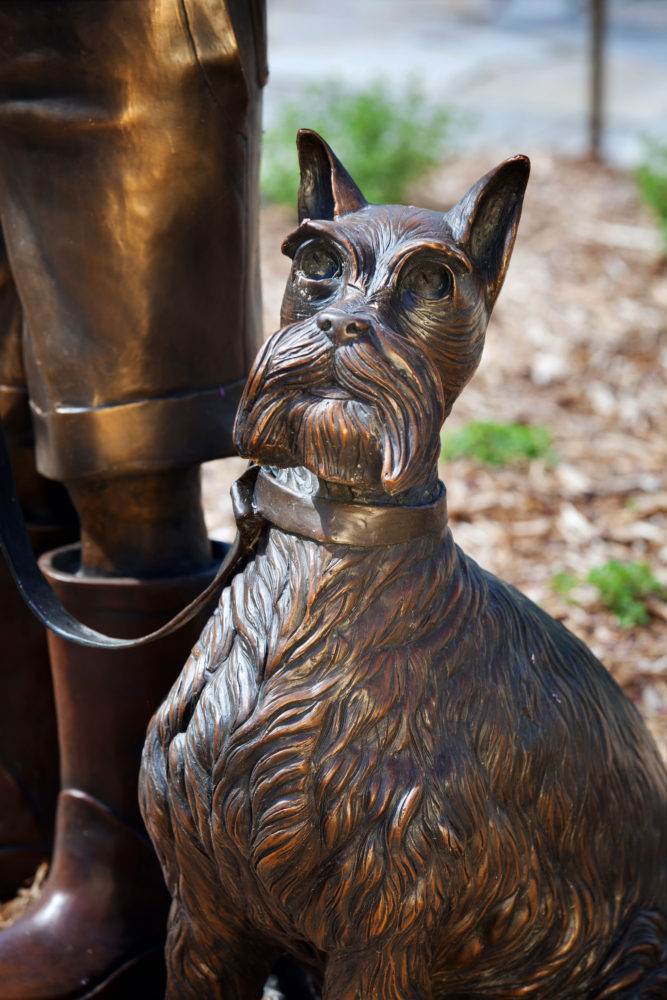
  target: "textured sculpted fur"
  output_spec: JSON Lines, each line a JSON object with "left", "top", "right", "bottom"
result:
{"left": 140, "top": 132, "right": 667, "bottom": 1000}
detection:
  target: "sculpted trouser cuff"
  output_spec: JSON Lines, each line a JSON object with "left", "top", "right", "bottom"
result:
{"left": 0, "top": 0, "right": 266, "bottom": 480}
{"left": 31, "top": 380, "right": 247, "bottom": 481}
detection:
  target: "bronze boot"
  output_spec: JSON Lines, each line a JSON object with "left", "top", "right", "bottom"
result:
{"left": 0, "top": 543, "right": 219, "bottom": 1000}
{"left": 0, "top": 525, "right": 77, "bottom": 901}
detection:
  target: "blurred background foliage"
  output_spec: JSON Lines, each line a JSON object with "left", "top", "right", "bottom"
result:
{"left": 636, "top": 139, "right": 667, "bottom": 248}
{"left": 261, "top": 78, "right": 454, "bottom": 206}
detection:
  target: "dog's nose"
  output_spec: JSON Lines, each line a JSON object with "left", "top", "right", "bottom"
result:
{"left": 317, "top": 309, "right": 370, "bottom": 346}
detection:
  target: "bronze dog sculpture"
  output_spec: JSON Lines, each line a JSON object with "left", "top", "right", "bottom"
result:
{"left": 140, "top": 131, "right": 667, "bottom": 999}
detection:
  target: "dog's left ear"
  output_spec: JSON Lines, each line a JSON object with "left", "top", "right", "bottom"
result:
{"left": 296, "top": 129, "right": 367, "bottom": 222}
{"left": 448, "top": 155, "right": 530, "bottom": 309}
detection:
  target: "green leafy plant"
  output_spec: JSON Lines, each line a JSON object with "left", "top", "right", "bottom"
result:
{"left": 441, "top": 421, "right": 555, "bottom": 465}
{"left": 551, "top": 570, "right": 578, "bottom": 599}
{"left": 261, "top": 77, "right": 453, "bottom": 207}
{"left": 636, "top": 139, "right": 667, "bottom": 247}
{"left": 551, "top": 561, "right": 664, "bottom": 627}
{"left": 587, "top": 560, "right": 665, "bottom": 628}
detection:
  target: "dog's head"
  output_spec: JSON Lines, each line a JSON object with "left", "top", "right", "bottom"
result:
{"left": 234, "top": 131, "right": 529, "bottom": 500}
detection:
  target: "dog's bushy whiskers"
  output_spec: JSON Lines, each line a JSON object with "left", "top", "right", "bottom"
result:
{"left": 236, "top": 318, "right": 444, "bottom": 495}
{"left": 334, "top": 329, "right": 444, "bottom": 494}
{"left": 235, "top": 323, "right": 333, "bottom": 462}
{"left": 262, "top": 324, "right": 332, "bottom": 389}
{"left": 295, "top": 397, "right": 380, "bottom": 486}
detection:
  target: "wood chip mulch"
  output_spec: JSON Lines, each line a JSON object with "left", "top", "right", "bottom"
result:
{"left": 0, "top": 863, "right": 48, "bottom": 927}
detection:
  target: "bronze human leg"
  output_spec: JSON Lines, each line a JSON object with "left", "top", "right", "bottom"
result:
{"left": 0, "top": 1, "right": 266, "bottom": 995}
{"left": 0, "top": 1, "right": 264, "bottom": 488}
{"left": 0, "top": 0, "right": 264, "bottom": 572}
{"left": 0, "top": 236, "right": 78, "bottom": 899}
{"left": 0, "top": 550, "right": 221, "bottom": 999}
{"left": 65, "top": 468, "right": 212, "bottom": 578}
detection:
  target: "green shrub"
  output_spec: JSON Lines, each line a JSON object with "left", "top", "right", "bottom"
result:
{"left": 636, "top": 139, "right": 667, "bottom": 247}
{"left": 587, "top": 560, "right": 665, "bottom": 628}
{"left": 441, "top": 421, "right": 555, "bottom": 465}
{"left": 261, "top": 77, "right": 453, "bottom": 207}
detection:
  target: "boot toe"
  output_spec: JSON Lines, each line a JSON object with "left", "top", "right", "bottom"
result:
{"left": 0, "top": 792, "right": 168, "bottom": 1000}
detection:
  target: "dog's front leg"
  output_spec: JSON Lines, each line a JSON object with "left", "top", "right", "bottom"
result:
{"left": 323, "top": 943, "right": 433, "bottom": 1000}
{"left": 164, "top": 896, "right": 277, "bottom": 1000}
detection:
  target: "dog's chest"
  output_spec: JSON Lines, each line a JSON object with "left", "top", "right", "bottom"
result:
{"left": 194, "top": 526, "right": 460, "bottom": 929}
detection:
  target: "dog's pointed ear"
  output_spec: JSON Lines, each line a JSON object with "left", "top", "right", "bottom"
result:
{"left": 296, "top": 129, "right": 367, "bottom": 222}
{"left": 448, "top": 155, "right": 530, "bottom": 308}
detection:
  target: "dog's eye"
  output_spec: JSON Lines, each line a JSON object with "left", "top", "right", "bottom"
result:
{"left": 295, "top": 241, "right": 342, "bottom": 281}
{"left": 402, "top": 261, "right": 453, "bottom": 301}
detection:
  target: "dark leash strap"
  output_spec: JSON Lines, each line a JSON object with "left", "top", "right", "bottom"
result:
{"left": 2, "top": 406, "right": 448, "bottom": 648}
{"left": 0, "top": 413, "right": 264, "bottom": 649}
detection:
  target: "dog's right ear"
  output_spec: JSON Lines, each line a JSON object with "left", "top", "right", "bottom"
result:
{"left": 296, "top": 130, "right": 367, "bottom": 222}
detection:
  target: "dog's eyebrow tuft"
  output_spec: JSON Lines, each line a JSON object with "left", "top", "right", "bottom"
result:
{"left": 389, "top": 241, "right": 473, "bottom": 275}
{"left": 281, "top": 224, "right": 363, "bottom": 283}
{"left": 281, "top": 220, "right": 343, "bottom": 258}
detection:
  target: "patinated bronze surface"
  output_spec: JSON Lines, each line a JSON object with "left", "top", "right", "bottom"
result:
{"left": 0, "top": 3, "right": 266, "bottom": 996}
{"left": 0, "top": 546, "right": 228, "bottom": 999}
{"left": 140, "top": 132, "right": 667, "bottom": 998}
{"left": 0, "top": 0, "right": 266, "bottom": 576}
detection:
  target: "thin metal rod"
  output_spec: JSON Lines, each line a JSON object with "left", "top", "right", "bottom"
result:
{"left": 590, "top": 0, "right": 606, "bottom": 161}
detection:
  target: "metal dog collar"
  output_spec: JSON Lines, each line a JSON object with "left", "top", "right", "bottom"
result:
{"left": 252, "top": 467, "right": 448, "bottom": 547}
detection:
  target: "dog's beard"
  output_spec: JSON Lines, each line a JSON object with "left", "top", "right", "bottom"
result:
{"left": 234, "top": 320, "right": 445, "bottom": 497}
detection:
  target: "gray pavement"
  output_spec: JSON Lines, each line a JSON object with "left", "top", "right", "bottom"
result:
{"left": 265, "top": 0, "right": 667, "bottom": 166}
